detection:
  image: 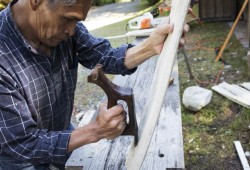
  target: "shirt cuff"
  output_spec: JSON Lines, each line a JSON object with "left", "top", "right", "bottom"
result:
{"left": 51, "top": 130, "right": 72, "bottom": 164}
{"left": 117, "top": 44, "right": 137, "bottom": 76}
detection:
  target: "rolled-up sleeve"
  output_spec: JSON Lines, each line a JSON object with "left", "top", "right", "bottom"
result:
{"left": 74, "top": 22, "right": 137, "bottom": 75}
{"left": 0, "top": 69, "right": 72, "bottom": 165}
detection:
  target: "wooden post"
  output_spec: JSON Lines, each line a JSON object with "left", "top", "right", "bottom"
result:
{"left": 215, "top": 0, "right": 249, "bottom": 62}
{"left": 125, "top": 0, "right": 190, "bottom": 169}
{"left": 248, "top": 0, "right": 250, "bottom": 77}
{"left": 248, "top": 0, "right": 250, "bottom": 45}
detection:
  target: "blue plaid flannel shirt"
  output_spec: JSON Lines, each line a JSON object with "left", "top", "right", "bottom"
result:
{"left": 0, "top": 2, "right": 135, "bottom": 165}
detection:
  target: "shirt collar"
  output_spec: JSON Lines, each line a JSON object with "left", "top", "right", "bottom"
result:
{"left": 3, "top": 2, "right": 38, "bottom": 54}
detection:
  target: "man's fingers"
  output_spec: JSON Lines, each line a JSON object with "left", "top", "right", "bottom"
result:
{"left": 154, "top": 16, "right": 173, "bottom": 35}
{"left": 99, "top": 102, "right": 127, "bottom": 129}
{"left": 95, "top": 103, "right": 127, "bottom": 140}
{"left": 100, "top": 102, "right": 124, "bottom": 117}
{"left": 179, "top": 38, "right": 186, "bottom": 48}
{"left": 117, "top": 120, "right": 126, "bottom": 131}
{"left": 181, "top": 24, "right": 190, "bottom": 38}
{"left": 158, "top": 22, "right": 174, "bottom": 34}
{"left": 179, "top": 24, "right": 189, "bottom": 48}
{"left": 106, "top": 121, "right": 126, "bottom": 140}
{"left": 183, "top": 24, "right": 189, "bottom": 34}
{"left": 188, "top": 8, "right": 193, "bottom": 14}
{"left": 109, "top": 111, "right": 126, "bottom": 126}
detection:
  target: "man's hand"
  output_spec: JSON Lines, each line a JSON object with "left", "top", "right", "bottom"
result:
{"left": 124, "top": 18, "right": 189, "bottom": 69}
{"left": 67, "top": 102, "right": 126, "bottom": 153}
{"left": 92, "top": 102, "right": 126, "bottom": 140}
{"left": 148, "top": 17, "right": 189, "bottom": 55}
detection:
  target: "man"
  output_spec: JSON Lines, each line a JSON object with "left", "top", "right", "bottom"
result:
{"left": 0, "top": 0, "right": 188, "bottom": 169}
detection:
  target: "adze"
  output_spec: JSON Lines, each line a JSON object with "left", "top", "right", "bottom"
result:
{"left": 87, "top": 64, "right": 138, "bottom": 145}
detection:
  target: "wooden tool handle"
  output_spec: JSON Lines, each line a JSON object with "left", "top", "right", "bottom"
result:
{"left": 88, "top": 64, "right": 138, "bottom": 144}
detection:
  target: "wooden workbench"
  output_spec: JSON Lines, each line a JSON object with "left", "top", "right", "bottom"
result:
{"left": 66, "top": 38, "right": 185, "bottom": 169}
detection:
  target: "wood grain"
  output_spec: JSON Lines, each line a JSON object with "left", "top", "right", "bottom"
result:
{"left": 126, "top": 0, "right": 190, "bottom": 169}
{"left": 212, "top": 82, "right": 250, "bottom": 109}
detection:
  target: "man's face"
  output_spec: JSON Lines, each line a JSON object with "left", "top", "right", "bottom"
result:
{"left": 33, "top": 0, "right": 92, "bottom": 47}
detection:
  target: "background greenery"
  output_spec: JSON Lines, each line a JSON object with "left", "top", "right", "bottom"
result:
{"left": 93, "top": 0, "right": 116, "bottom": 6}
{"left": 0, "top": 0, "right": 161, "bottom": 9}
{"left": 94, "top": 0, "right": 160, "bottom": 6}
{"left": 0, "top": 0, "right": 10, "bottom": 11}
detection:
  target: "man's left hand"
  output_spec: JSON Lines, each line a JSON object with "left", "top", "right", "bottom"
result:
{"left": 148, "top": 17, "right": 189, "bottom": 55}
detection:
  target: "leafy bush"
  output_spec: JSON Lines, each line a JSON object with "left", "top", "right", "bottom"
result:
{"left": 0, "top": 0, "right": 11, "bottom": 11}
{"left": 93, "top": 0, "right": 116, "bottom": 6}
{"left": 142, "top": 0, "right": 160, "bottom": 6}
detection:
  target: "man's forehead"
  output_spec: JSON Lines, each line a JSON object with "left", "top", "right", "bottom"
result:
{"left": 46, "top": 0, "right": 91, "bottom": 7}
{"left": 61, "top": 0, "right": 92, "bottom": 20}
{"left": 75, "top": 0, "right": 93, "bottom": 5}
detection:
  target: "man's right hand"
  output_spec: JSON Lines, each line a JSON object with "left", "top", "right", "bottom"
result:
{"left": 67, "top": 102, "right": 127, "bottom": 153}
{"left": 92, "top": 102, "right": 127, "bottom": 140}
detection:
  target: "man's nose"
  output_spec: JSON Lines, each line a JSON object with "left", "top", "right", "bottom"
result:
{"left": 65, "top": 22, "right": 77, "bottom": 37}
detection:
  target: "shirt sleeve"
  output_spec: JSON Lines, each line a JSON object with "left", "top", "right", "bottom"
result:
{"left": 73, "top": 22, "right": 137, "bottom": 75}
{"left": 0, "top": 68, "right": 72, "bottom": 165}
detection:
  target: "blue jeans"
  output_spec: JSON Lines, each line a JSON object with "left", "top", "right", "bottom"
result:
{"left": 0, "top": 124, "right": 75, "bottom": 170}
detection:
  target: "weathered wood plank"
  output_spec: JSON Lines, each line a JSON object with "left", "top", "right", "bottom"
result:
{"left": 212, "top": 82, "right": 250, "bottom": 109}
{"left": 241, "top": 82, "right": 250, "bottom": 91}
{"left": 141, "top": 61, "right": 184, "bottom": 169}
{"left": 221, "top": 83, "right": 250, "bottom": 101}
{"left": 84, "top": 56, "right": 157, "bottom": 169}
{"left": 234, "top": 141, "right": 250, "bottom": 170}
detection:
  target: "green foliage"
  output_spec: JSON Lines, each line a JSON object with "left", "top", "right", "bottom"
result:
{"left": 0, "top": 0, "right": 11, "bottom": 11}
{"left": 141, "top": 0, "right": 160, "bottom": 6}
{"left": 93, "top": 0, "right": 116, "bottom": 6}
{"left": 93, "top": 0, "right": 161, "bottom": 7}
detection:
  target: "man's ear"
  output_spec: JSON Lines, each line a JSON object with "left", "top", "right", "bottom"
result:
{"left": 30, "top": 0, "right": 42, "bottom": 11}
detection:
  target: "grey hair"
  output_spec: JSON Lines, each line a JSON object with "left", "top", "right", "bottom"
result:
{"left": 48, "top": 0, "right": 78, "bottom": 7}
